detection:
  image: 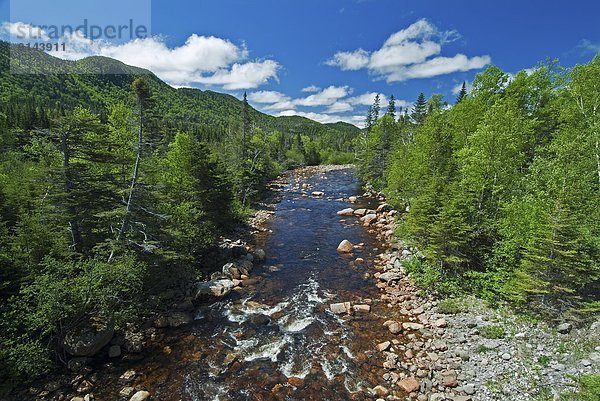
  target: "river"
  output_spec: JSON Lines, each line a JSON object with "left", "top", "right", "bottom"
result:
{"left": 93, "top": 167, "right": 403, "bottom": 400}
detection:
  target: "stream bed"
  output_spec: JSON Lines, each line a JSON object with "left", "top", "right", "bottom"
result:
{"left": 90, "top": 167, "right": 405, "bottom": 400}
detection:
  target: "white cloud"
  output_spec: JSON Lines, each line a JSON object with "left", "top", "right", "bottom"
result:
{"left": 326, "top": 102, "right": 354, "bottom": 113}
{"left": 326, "top": 19, "right": 490, "bottom": 82}
{"left": 294, "top": 85, "right": 351, "bottom": 107}
{"left": 325, "top": 49, "right": 370, "bottom": 71}
{"left": 193, "top": 60, "right": 280, "bottom": 90}
{"left": 347, "top": 92, "right": 385, "bottom": 106}
{"left": 301, "top": 85, "right": 321, "bottom": 93}
{"left": 0, "top": 21, "right": 49, "bottom": 40}
{"left": 386, "top": 54, "right": 491, "bottom": 82}
{"left": 276, "top": 109, "right": 363, "bottom": 126}
{"left": 248, "top": 90, "right": 290, "bottom": 104}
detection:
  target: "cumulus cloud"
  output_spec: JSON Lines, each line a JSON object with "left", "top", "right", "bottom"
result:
{"left": 0, "top": 21, "right": 49, "bottom": 40}
{"left": 276, "top": 109, "right": 364, "bottom": 125}
{"left": 4, "top": 21, "right": 280, "bottom": 90}
{"left": 301, "top": 85, "right": 321, "bottom": 93}
{"left": 386, "top": 54, "right": 490, "bottom": 82}
{"left": 326, "top": 19, "right": 490, "bottom": 82}
{"left": 294, "top": 85, "right": 351, "bottom": 107}
{"left": 325, "top": 49, "right": 370, "bottom": 71}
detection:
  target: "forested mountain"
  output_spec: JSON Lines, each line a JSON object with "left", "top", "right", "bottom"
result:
{"left": 0, "top": 42, "right": 359, "bottom": 391}
{"left": 356, "top": 57, "right": 600, "bottom": 315}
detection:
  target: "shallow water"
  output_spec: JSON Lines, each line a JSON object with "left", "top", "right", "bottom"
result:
{"left": 95, "top": 168, "right": 403, "bottom": 400}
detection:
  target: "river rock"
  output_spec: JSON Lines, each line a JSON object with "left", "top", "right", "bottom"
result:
{"left": 348, "top": 196, "right": 358, "bottom": 203}
{"left": 64, "top": 324, "right": 114, "bottom": 357}
{"left": 398, "top": 376, "right": 420, "bottom": 393}
{"left": 222, "top": 263, "right": 241, "bottom": 279}
{"left": 337, "top": 240, "right": 354, "bottom": 253}
{"left": 337, "top": 208, "right": 355, "bottom": 216}
{"left": 353, "top": 304, "right": 371, "bottom": 313}
{"left": 129, "top": 391, "right": 150, "bottom": 401}
{"left": 379, "top": 272, "right": 402, "bottom": 282}
{"left": 287, "top": 377, "right": 305, "bottom": 387}
{"left": 195, "top": 279, "right": 235, "bottom": 298}
{"left": 361, "top": 214, "right": 378, "bottom": 225}
{"left": 353, "top": 208, "right": 367, "bottom": 217}
{"left": 377, "top": 341, "right": 391, "bottom": 352}
{"left": 311, "top": 191, "right": 324, "bottom": 197}
{"left": 254, "top": 249, "right": 266, "bottom": 261}
{"left": 330, "top": 302, "right": 351, "bottom": 314}
{"left": 388, "top": 322, "right": 402, "bottom": 334}
{"left": 557, "top": 322, "right": 573, "bottom": 334}
{"left": 402, "top": 322, "right": 424, "bottom": 331}
{"left": 377, "top": 203, "right": 393, "bottom": 213}
{"left": 167, "top": 311, "right": 192, "bottom": 327}
{"left": 441, "top": 369, "right": 458, "bottom": 388}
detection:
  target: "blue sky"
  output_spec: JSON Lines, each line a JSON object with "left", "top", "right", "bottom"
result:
{"left": 1, "top": 0, "right": 599, "bottom": 126}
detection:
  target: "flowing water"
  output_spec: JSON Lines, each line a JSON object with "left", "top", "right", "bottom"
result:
{"left": 93, "top": 167, "right": 404, "bottom": 400}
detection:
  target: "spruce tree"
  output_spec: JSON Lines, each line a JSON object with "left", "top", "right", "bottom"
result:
{"left": 386, "top": 95, "right": 396, "bottom": 120}
{"left": 412, "top": 92, "right": 427, "bottom": 124}
{"left": 456, "top": 81, "right": 468, "bottom": 104}
{"left": 372, "top": 94, "right": 381, "bottom": 121}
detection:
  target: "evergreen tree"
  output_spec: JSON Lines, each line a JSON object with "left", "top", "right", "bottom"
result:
{"left": 412, "top": 92, "right": 427, "bottom": 124}
{"left": 386, "top": 95, "right": 397, "bottom": 120}
{"left": 456, "top": 81, "right": 468, "bottom": 104}
{"left": 372, "top": 94, "right": 381, "bottom": 121}
{"left": 364, "top": 105, "right": 374, "bottom": 132}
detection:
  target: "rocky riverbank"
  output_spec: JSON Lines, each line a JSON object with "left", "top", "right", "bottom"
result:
{"left": 334, "top": 192, "right": 600, "bottom": 401}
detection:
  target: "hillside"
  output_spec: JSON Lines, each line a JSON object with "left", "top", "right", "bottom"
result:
{"left": 0, "top": 42, "right": 361, "bottom": 139}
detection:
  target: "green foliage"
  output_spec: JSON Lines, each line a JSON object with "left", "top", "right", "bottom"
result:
{"left": 437, "top": 298, "right": 464, "bottom": 315}
{"left": 479, "top": 325, "right": 505, "bottom": 339}
{"left": 356, "top": 58, "right": 600, "bottom": 312}
{"left": 561, "top": 375, "right": 600, "bottom": 401}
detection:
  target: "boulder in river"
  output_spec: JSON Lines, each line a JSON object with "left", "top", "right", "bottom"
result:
{"left": 129, "top": 391, "right": 150, "bottom": 401}
{"left": 353, "top": 304, "right": 371, "bottom": 313}
{"left": 337, "top": 240, "right": 354, "bottom": 253}
{"left": 330, "top": 302, "right": 351, "bottom": 314}
{"left": 195, "top": 279, "right": 235, "bottom": 299}
{"left": 348, "top": 196, "right": 358, "bottom": 203}
{"left": 337, "top": 208, "right": 354, "bottom": 216}
{"left": 64, "top": 323, "right": 114, "bottom": 357}
{"left": 311, "top": 191, "right": 324, "bottom": 197}
{"left": 222, "top": 263, "right": 241, "bottom": 279}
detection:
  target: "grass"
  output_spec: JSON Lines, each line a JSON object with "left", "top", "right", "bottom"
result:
{"left": 477, "top": 344, "right": 493, "bottom": 353}
{"left": 561, "top": 374, "right": 600, "bottom": 401}
{"left": 438, "top": 298, "right": 463, "bottom": 314}
{"left": 537, "top": 355, "right": 550, "bottom": 367}
{"left": 480, "top": 324, "right": 506, "bottom": 339}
